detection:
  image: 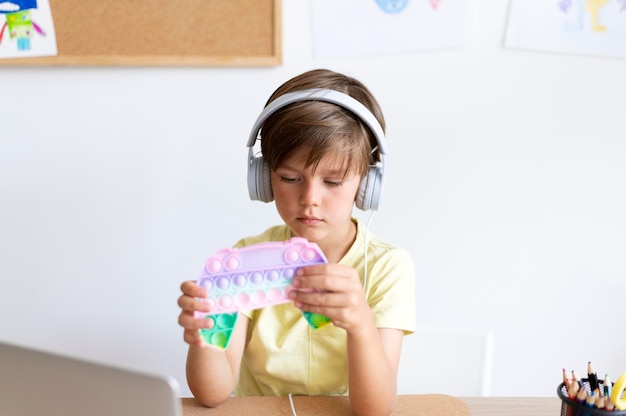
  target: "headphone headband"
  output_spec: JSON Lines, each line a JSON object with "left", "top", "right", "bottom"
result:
{"left": 246, "top": 88, "right": 387, "bottom": 155}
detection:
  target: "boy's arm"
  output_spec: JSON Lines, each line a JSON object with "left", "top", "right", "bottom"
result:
{"left": 346, "top": 314, "right": 404, "bottom": 416}
{"left": 290, "top": 263, "right": 407, "bottom": 415}
{"left": 185, "top": 314, "right": 249, "bottom": 407}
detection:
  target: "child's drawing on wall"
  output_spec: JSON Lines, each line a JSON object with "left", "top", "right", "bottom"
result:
{"left": 374, "top": 0, "right": 441, "bottom": 14}
{"left": 558, "top": 0, "right": 625, "bottom": 31}
{"left": 311, "top": 0, "right": 468, "bottom": 59}
{"left": 505, "top": 0, "right": 626, "bottom": 59}
{"left": 0, "top": 0, "right": 57, "bottom": 59}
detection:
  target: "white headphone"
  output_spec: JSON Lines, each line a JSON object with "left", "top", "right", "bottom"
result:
{"left": 246, "top": 88, "right": 388, "bottom": 211}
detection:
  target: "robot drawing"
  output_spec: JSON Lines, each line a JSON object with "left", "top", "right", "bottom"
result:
{"left": 0, "top": 0, "right": 46, "bottom": 51}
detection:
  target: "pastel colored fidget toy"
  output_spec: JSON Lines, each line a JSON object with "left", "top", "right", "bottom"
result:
{"left": 195, "top": 237, "right": 332, "bottom": 349}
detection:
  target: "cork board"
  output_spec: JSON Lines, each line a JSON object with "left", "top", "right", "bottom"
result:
{"left": 0, "top": 0, "right": 281, "bottom": 66}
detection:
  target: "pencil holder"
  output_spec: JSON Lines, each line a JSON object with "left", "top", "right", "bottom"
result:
{"left": 557, "top": 378, "right": 626, "bottom": 416}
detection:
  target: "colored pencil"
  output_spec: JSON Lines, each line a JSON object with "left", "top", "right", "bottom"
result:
{"left": 588, "top": 362, "right": 599, "bottom": 391}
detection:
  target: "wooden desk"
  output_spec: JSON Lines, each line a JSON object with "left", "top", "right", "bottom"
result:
{"left": 463, "top": 397, "right": 561, "bottom": 416}
{"left": 182, "top": 396, "right": 562, "bottom": 415}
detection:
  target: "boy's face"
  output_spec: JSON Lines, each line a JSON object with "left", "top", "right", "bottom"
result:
{"left": 270, "top": 149, "right": 360, "bottom": 245}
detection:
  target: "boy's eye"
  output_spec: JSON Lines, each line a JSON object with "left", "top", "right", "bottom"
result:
{"left": 325, "top": 180, "right": 343, "bottom": 187}
{"left": 279, "top": 176, "right": 298, "bottom": 183}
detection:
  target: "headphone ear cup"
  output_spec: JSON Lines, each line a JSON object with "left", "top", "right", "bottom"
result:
{"left": 356, "top": 166, "right": 383, "bottom": 211}
{"left": 248, "top": 156, "right": 273, "bottom": 203}
{"left": 258, "top": 159, "right": 273, "bottom": 202}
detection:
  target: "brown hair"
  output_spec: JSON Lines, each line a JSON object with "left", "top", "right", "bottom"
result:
{"left": 259, "top": 69, "right": 386, "bottom": 178}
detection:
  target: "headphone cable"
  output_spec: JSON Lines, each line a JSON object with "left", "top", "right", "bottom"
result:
{"left": 362, "top": 210, "right": 375, "bottom": 292}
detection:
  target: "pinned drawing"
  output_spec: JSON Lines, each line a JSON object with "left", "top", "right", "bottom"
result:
{"left": 374, "top": 0, "right": 442, "bottom": 14}
{"left": 557, "top": 0, "right": 623, "bottom": 31}
{"left": 0, "top": 0, "right": 56, "bottom": 59}
{"left": 311, "top": 0, "right": 468, "bottom": 59}
{"left": 374, "top": 0, "right": 411, "bottom": 13}
{"left": 505, "top": 0, "right": 626, "bottom": 59}
{"left": 430, "top": 0, "right": 441, "bottom": 10}
{"left": 0, "top": 1, "right": 45, "bottom": 51}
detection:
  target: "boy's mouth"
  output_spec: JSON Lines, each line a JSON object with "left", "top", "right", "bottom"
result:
{"left": 297, "top": 216, "right": 322, "bottom": 225}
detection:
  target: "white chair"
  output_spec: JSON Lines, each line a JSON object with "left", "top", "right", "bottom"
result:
{"left": 397, "top": 328, "right": 494, "bottom": 397}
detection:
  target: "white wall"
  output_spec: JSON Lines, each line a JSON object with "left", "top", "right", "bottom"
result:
{"left": 1, "top": 1, "right": 625, "bottom": 398}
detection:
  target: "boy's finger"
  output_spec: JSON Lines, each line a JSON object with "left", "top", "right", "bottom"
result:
{"left": 181, "top": 280, "right": 208, "bottom": 298}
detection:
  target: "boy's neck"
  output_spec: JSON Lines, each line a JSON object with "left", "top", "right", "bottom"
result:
{"left": 315, "top": 219, "right": 358, "bottom": 264}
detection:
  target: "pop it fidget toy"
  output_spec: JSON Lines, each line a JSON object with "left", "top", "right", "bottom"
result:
{"left": 196, "top": 237, "right": 332, "bottom": 349}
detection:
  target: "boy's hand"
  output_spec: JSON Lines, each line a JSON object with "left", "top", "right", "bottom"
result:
{"left": 289, "top": 264, "right": 369, "bottom": 331}
{"left": 177, "top": 280, "right": 214, "bottom": 347}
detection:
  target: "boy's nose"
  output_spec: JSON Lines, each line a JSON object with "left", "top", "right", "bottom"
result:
{"left": 299, "top": 181, "right": 321, "bottom": 206}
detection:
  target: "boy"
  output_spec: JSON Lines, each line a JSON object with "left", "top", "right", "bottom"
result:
{"left": 177, "top": 69, "right": 415, "bottom": 416}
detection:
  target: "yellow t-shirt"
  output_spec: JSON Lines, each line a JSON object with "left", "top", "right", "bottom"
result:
{"left": 233, "top": 219, "right": 416, "bottom": 396}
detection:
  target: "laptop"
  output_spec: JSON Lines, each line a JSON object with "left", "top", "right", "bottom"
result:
{"left": 0, "top": 341, "right": 183, "bottom": 416}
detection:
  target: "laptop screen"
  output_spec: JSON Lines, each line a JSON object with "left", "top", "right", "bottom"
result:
{"left": 0, "top": 341, "right": 182, "bottom": 416}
